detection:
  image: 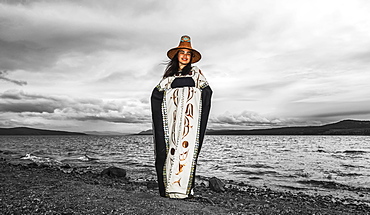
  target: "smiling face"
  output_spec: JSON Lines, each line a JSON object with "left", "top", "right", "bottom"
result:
{"left": 177, "top": 49, "right": 192, "bottom": 69}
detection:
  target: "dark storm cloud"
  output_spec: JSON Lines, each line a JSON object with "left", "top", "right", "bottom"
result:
{"left": 0, "top": 102, "right": 55, "bottom": 113}
{"left": 0, "top": 39, "right": 52, "bottom": 71}
{"left": 0, "top": 1, "right": 151, "bottom": 72}
{"left": 0, "top": 90, "right": 150, "bottom": 124}
{"left": 0, "top": 90, "right": 61, "bottom": 113}
{"left": 311, "top": 109, "right": 370, "bottom": 119}
{"left": 0, "top": 70, "right": 27, "bottom": 86}
{"left": 0, "top": 29, "right": 130, "bottom": 72}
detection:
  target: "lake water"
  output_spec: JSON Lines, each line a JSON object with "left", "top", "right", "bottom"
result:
{"left": 1, "top": 135, "right": 369, "bottom": 202}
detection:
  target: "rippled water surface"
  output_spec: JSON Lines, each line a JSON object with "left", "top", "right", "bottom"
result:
{"left": 1, "top": 135, "right": 369, "bottom": 200}
{"left": 199, "top": 136, "right": 370, "bottom": 199}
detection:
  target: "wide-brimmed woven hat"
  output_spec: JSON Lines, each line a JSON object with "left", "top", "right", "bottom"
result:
{"left": 167, "top": 35, "right": 201, "bottom": 63}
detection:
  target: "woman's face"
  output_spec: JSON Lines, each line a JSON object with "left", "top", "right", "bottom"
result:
{"left": 177, "top": 49, "right": 192, "bottom": 67}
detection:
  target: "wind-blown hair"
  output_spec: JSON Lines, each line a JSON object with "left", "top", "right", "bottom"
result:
{"left": 163, "top": 51, "right": 192, "bottom": 78}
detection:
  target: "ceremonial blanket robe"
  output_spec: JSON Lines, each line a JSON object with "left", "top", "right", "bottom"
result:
{"left": 151, "top": 66, "right": 212, "bottom": 198}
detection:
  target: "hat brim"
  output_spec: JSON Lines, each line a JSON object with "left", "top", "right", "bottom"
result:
{"left": 167, "top": 47, "right": 201, "bottom": 64}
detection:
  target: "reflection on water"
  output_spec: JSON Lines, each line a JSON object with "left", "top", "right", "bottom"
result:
{"left": 1, "top": 135, "right": 369, "bottom": 200}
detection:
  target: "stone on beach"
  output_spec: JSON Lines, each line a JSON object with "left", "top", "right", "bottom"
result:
{"left": 146, "top": 180, "right": 158, "bottom": 190}
{"left": 100, "top": 166, "right": 127, "bottom": 178}
{"left": 209, "top": 177, "right": 225, "bottom": 192}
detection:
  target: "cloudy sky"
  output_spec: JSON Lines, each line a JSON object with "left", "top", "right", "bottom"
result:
{"left": 1, "top": 0, "right": 370, "bottom": 134}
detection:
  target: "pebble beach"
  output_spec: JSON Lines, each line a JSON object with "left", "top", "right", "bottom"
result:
{"left": 1, "top": 158, "right": 369, "bottom": 215}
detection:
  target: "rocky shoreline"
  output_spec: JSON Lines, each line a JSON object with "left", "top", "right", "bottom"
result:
{"left": 1, "top": 158, "right": 369, "bottom": 214}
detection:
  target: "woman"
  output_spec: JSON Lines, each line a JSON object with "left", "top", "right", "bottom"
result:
{"left": 151, "top": 35, "right": 212, "bottom": 198}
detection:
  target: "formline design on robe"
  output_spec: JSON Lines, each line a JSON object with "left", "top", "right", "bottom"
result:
{"left": 153, "top": 66, "right": 210, "bottom": 198}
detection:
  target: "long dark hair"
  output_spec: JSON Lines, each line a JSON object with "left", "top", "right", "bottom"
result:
{"left": 163, "top": 51, "right": 192, "bottom": 78}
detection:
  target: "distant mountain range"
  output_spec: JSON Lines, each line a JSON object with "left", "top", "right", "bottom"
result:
{"left": 138, "top": 120, "right": 370, "bottom": 135}
{"left": 0, "top": 127, "right": 86, "bottom": 135}
{"left": 1, "top": 120, "right": 369, "bottom": 135}
{"left": 84, "top": 131, "right": 130, "bottom": 136}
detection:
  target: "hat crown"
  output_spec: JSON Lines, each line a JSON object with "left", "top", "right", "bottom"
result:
{"left": 180, "top": 35, "right": 191, "bottom": 42}
{"left": 178, "top": 35, "right": 192, "bottom": 49}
